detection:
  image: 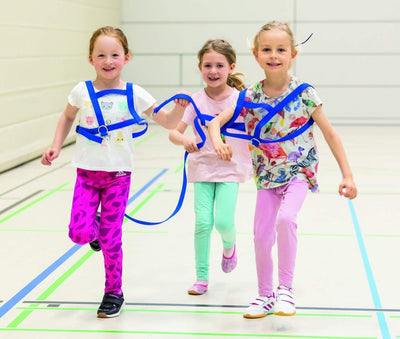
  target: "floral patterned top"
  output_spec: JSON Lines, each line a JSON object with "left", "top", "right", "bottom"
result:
{"left": 239, "top": 77, "right": 322, "bottom": 191}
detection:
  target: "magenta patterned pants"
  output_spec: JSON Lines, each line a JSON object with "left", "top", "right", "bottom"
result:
{"left": 68, "top": 168, "right": 131, "bottom": 294}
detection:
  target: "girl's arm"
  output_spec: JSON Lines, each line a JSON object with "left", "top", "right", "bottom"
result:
{"left": 41, "top": 103, "right": 79, "bottom": 165}
{"left": 169, "top": 121, "right": 200, "bottom": 153}
{"left": 144, "top": 95, "right": 190, "bottom": 129}
{"left": 208, "top": 107, "right": 235, "bottom": 161}
{"left": 312, "top": 105, "right": 357, "bottom": 199}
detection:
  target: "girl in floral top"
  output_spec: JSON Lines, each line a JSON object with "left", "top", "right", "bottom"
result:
{"left": 209, "top": 21, "right": 357, "bottom": 318}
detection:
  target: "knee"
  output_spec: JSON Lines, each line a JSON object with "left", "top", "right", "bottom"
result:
{"left": 215, "top": 219, "right": 234, "bottom": 235}
{"left": 276, "top": 213, "right": 297, "bottom": 233}
{"left": 68, "top": 228, "right": 96, "bottom": 245}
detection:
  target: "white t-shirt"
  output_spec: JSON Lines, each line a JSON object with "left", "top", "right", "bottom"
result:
{"left": 68, "top": 81, "right": 156, "bottom": 172}
{"left": 182, "top": 88, "right": 253, "bottom": 183}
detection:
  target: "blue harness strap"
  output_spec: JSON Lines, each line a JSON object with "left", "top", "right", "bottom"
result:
{"left": 123, "top": 150, "right": 190, "bottom": 225}
{"left": 124, "top": 93, "right": 203, "bottom": 225}
{"left": 154, "top": 93, "right": 213, "bottom": 149}
{"left": 75, "top": 81, "right": 148, "bottom": 143}
{"left": 123, "top": 84, "right": 314, "bottom": 226}
{"left": 222, "top": 83, "right": 314, "bottom": 146}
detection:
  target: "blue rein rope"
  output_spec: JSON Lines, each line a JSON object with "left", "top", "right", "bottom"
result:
{"left": 124, "top": 85, "right": 314, "bottom": 225}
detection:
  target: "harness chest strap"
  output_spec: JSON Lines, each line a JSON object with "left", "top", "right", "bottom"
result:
{"left": 75, "top": 81, "right": 148, "bottom": 143}
{"left": 222, "top": 83, "right": 315, "bottom": 145}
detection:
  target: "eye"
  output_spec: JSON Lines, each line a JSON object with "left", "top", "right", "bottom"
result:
{"left": 112, "top": 54, "right": 120, "bottom": 57}
{"left": 278, "top": 48, "right": 286, "bottom": 53}
{"left": 262, "top": 48, "right": 271, "bottom": 52}
{"left": 217, "top": 64, "right": 224, "bottom": 68}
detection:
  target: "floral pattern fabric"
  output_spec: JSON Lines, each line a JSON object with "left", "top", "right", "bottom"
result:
{"left": 239, "top": 77, "right": 322, "bottom": 192}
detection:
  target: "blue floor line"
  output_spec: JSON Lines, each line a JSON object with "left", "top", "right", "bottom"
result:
{"left": 127, "top": 168, "right": 168, "bottom": 205}
{"left": 348, "top": 199, "right": 390, "bottom": 339}
{"left": 0, "top": 244, "right": 81, "bottom": 318}
{"left": 0, "top": 170, "right": 168, "bottom": 319}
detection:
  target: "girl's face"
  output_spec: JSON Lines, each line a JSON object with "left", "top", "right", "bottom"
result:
{"left": 199, "top": 50, "right": 235, "bottom": 89}
{"left": 253, "top": 29, "right": 297, "bottom": 76}
{"left": 89, "top": 35, "right": 130, "bottom": 82}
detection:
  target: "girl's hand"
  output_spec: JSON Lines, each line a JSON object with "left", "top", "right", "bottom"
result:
{"left": 183, "top": 138, "right": 199, "bottom": 153}
{"left": 173, "top": 90, "right": 191, "bottom": 108}
{"left": 215, "top": 143, "right": 232, "bottom": 161}
{"left": 41, "top": 148, "right": 60, "bottom": 166}
{"left": 339, "top": 177, "right": 357, "bottom": 199}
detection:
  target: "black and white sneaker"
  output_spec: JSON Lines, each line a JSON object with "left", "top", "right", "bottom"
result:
{"left": 97, "top": 293, "right": 125, "bottom": 318}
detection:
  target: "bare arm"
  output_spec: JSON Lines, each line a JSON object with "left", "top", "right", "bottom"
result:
{"left": 312, "top": 105, "right": 357, "bottom": 199}
{"left": 208, "top": 107, "right": 235, "bottom": 161}
{"left": 143, "top": 94, "right": 190, "bottom": 129}
{"left": 41, "top": 103, "right": 79, "bottom": 165}
{"left": 169, "top": 121, "right": 200, "bottom": 153}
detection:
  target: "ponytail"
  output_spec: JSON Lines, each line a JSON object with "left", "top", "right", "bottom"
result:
{"left": 227, "top": 72, "right": 246, "bottom": 91}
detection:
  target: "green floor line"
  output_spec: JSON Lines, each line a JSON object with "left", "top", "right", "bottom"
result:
{"left": 0, "top": 229, "right": 66, "bottom": 233}
{"left": 0, "top": 183, "right": 70, "bottom": 224}
{"left": 123, "top": 183, "right": 165, "bottom": 224}
{"left": 134, "top": 132, "right": 157, "bottom": 146}
{"left": 365, "top": 234, "right": 400, "bottom": 238}
{"left": 0, "top": 328, "right": 378, "bottom": 338}
{"left": 13, "top": 306, "right": 373, "bottom": 318}
{"left": 236, "top": 232, "right": 354, "bottom": 237}
{"left": 7, "top": 182, "right": 169, "bottom": 326}
{"left": 298, "top": 233, "right": 353, "bottom": 237}
{"left": 7, "top": 249, "right": 93, "bottom": 328}
{"left": 174, "top": 162, "right": 185, "bottom": 174}
{"left": 0, "top": 229, "right": 167, "bottom": 234}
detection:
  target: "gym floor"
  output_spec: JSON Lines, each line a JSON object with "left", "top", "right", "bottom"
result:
{"left": 0, "top": 124, "right": 398, "bottom": 339}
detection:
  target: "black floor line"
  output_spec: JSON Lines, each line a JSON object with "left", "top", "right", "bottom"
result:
{"left": 21, "top": 300, "right": 400, "bottom": 313}
{"left": 0, "top": 190, "right": 43, "bottom": 215}
{"left": 0, "top": 161, "right": 69, "bottom": 197}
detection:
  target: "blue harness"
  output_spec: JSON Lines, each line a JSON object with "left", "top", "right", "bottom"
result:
{"left": 124, "top": 83, "right": 314, "bottom": 225}
{"left": 75, "top": 81, "right": 148, "bottom": 143}
{"left": 222, "top": 83, "right": 314, "bottom": 146}
{"left": 76, "top": 82, "right": 314, "bottom": 226}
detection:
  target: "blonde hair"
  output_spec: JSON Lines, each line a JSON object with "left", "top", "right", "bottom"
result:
{"left": 197, "top": 39, "right": 245, "bottom": 91}
{"left": 253, "top": 21, "right": 296, "bottom": 54}
{"left": 89, "top": 26, "right": 132, "bottom": 57}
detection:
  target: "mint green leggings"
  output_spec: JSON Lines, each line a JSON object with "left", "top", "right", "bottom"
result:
{"left": 193, "top": 182, "right": 239, "bottom": 281}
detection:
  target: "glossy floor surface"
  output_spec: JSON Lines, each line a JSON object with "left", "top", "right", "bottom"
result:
{"left": 0, "top": 125, "right": 399, "bottom": 339}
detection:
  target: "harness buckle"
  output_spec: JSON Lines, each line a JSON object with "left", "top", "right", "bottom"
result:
{"left": 251, "top": 138, "right": 260, "bottom": 146}
{"left": 98, "top": 125, "right": 109, "bottom": 136}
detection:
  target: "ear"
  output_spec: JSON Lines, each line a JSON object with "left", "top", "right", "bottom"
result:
{"left": 89, "top": 55, "right": 94, "bottom": 65}
{"left": 124, "top": 54, "right": 130, "bottom": 64}
{"left": 291, "top": 49, "right": 298, "bottom": 61}
{"left": 229, "top": 63, "right": 236, "bottom": 73}
{"left": 252, "top": 49, "right": 259, "bottom": 60}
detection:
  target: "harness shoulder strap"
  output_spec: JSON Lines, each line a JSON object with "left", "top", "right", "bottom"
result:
{"left": 126, "top": 82, "right": 148, "bottom": 138}
{"left": 85, "top": 80, "right": 106, "bottom": 131}
{"left": 76, "top": 81, "right": 148, "bottom": 142}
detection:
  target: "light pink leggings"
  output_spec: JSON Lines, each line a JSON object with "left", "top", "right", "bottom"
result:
{"left": 254, "top": 180, "right": 309, "bottom": 296}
